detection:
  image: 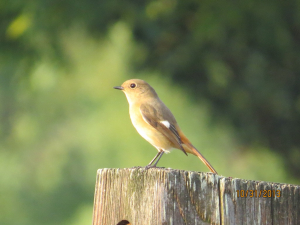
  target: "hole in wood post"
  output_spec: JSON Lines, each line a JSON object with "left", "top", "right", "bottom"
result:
{"left": 116, "top": 220, "right": 131, "bottom": 225}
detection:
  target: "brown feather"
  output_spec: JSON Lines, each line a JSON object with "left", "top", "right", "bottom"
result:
{"left": 179, "top": 131, "right": 218, "bottom": 174}
{"left": 140, "top": 103, "right": 187, "bottom": 155}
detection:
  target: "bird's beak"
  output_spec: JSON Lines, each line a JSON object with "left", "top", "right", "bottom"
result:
{"left": 114, "top": 86, "right": 124, "bottom": 90}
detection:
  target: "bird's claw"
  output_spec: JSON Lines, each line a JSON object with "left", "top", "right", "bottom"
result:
{"left": 145, "top": 165, "right": 165, "bottom": 169}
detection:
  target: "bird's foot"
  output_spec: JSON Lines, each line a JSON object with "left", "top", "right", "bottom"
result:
{"left": 145, "top": 165, "right": 165, "bottom": 169}
{"left": 145, "top": 165, "right": 155, "bottom": 169}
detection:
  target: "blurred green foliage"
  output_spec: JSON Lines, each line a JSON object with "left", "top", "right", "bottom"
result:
{"left": 1, "top": 1, "right": 300, "bottom": 225}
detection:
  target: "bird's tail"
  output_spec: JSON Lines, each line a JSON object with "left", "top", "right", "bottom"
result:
{"left": 180, "top": 133, "right": 218, "bottom": 174}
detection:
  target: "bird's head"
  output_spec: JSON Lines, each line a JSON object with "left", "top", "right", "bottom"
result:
{"left": 114, "top": 79, "right": 158, "bottom": 104}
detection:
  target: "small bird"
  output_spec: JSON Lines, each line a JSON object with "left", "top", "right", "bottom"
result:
{"left": 114, "top": 79, "right": 217, "bottom": 174}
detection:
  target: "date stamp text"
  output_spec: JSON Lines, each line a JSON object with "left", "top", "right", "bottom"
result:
{"left": 236, "top": 190, "right": 281, "bottom": 198}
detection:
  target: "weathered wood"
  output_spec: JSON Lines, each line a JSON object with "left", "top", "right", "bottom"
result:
{"left": 93, "top": 168, "right": 300, "bottom": 225}
{"left": 220, "top": 178, "right": 300, "bottom": 225}
{"left": 220, "top": 178, "right": 273, "bottom": 224}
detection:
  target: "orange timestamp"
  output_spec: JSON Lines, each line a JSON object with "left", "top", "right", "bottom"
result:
{"left": 236, "top": 189, "right": 281, "bottom": 198}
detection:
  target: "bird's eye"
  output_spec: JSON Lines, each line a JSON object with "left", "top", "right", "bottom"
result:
{"left": 130, "top": 83, "right": 136, "bottom": 89}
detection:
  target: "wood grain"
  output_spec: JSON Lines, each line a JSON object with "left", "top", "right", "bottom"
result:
{"left": 93, "top": 168, "right": 299, "bottom": 225}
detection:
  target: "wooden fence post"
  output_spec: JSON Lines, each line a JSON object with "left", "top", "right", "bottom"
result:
{"left": 92, "top": 168, "right": 300, "bottom": 225}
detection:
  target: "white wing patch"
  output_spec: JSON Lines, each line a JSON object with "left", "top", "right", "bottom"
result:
{"left": 160, "top": 120, "right": 170, "bottom": 128}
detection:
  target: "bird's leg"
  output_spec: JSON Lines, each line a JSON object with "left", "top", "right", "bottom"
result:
{"left": 152, "top": 151, "right": 164, "bottom": 167}
{"left": 147, "top": 151, "right": 162, "bottom": 166}
{"left": 146, "top": 150, "right": 164, "bottom": 169}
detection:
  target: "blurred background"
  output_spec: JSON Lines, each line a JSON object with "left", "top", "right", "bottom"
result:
{"left": 1, "top": 0, "right": 300, "bottom": 224}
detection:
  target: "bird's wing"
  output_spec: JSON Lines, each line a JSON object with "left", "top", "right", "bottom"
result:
{"left": 140, "top": 103, "right": 187, "bottom": 155}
